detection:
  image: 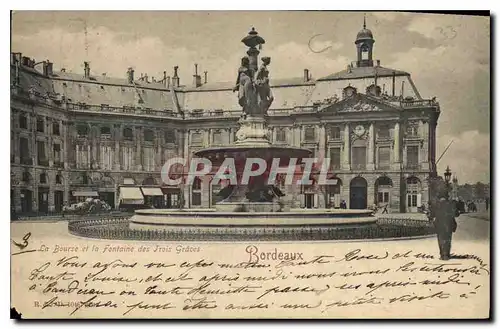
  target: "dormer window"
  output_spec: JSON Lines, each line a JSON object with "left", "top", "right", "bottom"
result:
{"left": 100, "top": 126, "right": 111, "bottom": 136}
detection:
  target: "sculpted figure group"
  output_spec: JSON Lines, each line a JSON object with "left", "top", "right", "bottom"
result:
{"left": 233, "top": 56, "right": 274, "bottom": 116}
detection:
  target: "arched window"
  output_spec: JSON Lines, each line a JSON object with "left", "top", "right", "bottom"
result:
{"left": 55, "top": 174, "right": 62, "bottom": 185}
{"left": 375, "top": 176, "right": 393, "bottom": 206}
{"left": 123, "top": 127, "right": 134, "bottom": 141}
{"left": 144, "top": 129, "right": 155, "bottom": 142}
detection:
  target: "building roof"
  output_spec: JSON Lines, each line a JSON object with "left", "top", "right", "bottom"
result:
{"left": 318, "top": 65, "right": 409, "bottom": 81}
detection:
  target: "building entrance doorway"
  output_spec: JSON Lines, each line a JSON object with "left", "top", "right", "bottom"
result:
{"left": 20, "top": 189, "right": 32, "bottom": 213}
{"left": 350, "top": 176, "right": 367, "bottom": 209}
{"left": 38, "top": 188, "right": 49, "bottom": 214}
{"left": 54, "top": 191, "right": 64, "bottom": 212}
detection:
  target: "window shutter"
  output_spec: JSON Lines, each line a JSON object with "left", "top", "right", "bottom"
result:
{"left": 300, "top": 194, "right": 305, "bottom": 208}
{"left": 417, "top": 193, "right": 422, "bottom": 207}
{"left": 314, "top": 194, "right": 319, "bottom": 208}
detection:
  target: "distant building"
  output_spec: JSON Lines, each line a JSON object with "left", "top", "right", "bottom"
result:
{"left": 10, "top": 22, "right": 440, "bottom": 214}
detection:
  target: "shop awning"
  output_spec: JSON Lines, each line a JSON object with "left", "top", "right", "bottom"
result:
{"left": 119, "top": 187, "right": 144, "bottom": 205}
{"left": 72, "top": 191, "right": 99, "bottom": 197}
{"left": 141, "top": 187, "right": 164, "bottom": 196}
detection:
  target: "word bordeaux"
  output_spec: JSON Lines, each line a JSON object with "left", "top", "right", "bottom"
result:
{"left": 161, "top": 157, "right": 339, "bottom": 186}
{"left": 246, "top": 245, "right": 304, "bottom": 263}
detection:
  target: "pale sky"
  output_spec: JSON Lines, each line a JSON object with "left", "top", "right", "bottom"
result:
{"left": 11, "top": 11, "right": 490, "bottom": 184}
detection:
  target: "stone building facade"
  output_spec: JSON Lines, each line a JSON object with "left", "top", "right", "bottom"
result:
{"left": 10, "top": 24, "right": 440, "bottom": 214}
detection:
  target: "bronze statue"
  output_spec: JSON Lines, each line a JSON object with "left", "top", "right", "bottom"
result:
{"left": 255, "top": 56, "right": 274, "bottom": 115}
{"left": 233, "top": 56, "right": 258, "bottom": 114}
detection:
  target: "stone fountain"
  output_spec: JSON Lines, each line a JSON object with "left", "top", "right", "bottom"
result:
{"left": 128, "top": 28, "right": 376, "bottom": 238}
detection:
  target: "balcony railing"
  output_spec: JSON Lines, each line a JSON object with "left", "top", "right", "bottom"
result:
{"left": 38, "top": 158, "right": 49, "bottom": 167}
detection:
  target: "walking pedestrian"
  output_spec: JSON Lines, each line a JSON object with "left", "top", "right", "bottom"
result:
{"left": 429, "top": 183, "right": 459, "bottom": 261}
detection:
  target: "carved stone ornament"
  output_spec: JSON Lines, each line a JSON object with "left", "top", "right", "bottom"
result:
{"left": 340, "top": 100, "right": 382, "bottom": 112}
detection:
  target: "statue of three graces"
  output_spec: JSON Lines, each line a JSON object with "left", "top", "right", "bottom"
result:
{"left": 233, "top": 56, "right": 274, "bottom": 117}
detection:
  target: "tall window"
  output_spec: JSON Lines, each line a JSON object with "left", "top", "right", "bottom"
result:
{"left": 165, "top": 129, "right": 176, "bottom": 143}
{"left": 192, "top": 132, "right": 203, "bottom": 145}
{"left": 55, "top": 174, "right": 62, "bottom": 184}
{"left": 144, "top": 129, "right": 155, "bottom": 142}
{"left": 330, "top": 148, "right": 341, "bottom": 169}
{"left": 191, "top": 178, "right": 202, "bottom": 206}
{"left": 143, "top": 147, "right": 155, "bottom": 171}
{"left": 39, "top": 173, "right": 47, "bottom": 184}
{"left": 329, "top": 126, "right": 341, "bottom": 140}
{"left": 19, "top": 114, "right": 28, "bottom": 129}
{"left": 53, "top": 121, "right": 60, "bottom": 135}
{"left": 20, "top": 137, "right": 30, "bottom": 164}
{"left": 36, "top": 118, "right": 44, "bottom": 133}
{"left": 407, "top": 177, "right": 421, "bottom": 208}
{"left": 53, "top": 143, "right": 61, "bottom": 163}
{"left": 351, "top": 147, "right": 366, "bottom": 170}
{"left": 123, "top": 127, "right": 134, "bottom": 141}
{"left": 100, "top": 145, "right": 114, "bottom": 170}
{"left": 304, "top": 127, "right": 315, "bottom": 141}
{"left": 37, "top": 141, "right": 47, "bottom": 166}
{"left": 122, "top": 146, "right": 135, "bottom": 170}
{"left": 76, "top": 144, "right": 89, "bottom": 169}
{"left": 276, "top": 128, "right": 287, "bottom": 143}
{"left": 378, "top": 147, "right": 391, "bottom": 170}
{"left": 212, "top": 130, "right": 222, "bottom": 145}
{"left": 407, "top": 145, "right": 419, "bottom": 169}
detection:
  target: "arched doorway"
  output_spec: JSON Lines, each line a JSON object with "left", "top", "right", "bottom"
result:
{"left": 406, "top": 176, "right": 422, "bottom": 213}
{"left": 375, "top": 176, "right": 393, "bottom": 208}
{"left": 350, "top": 176, "right": 367, "bottom": 209}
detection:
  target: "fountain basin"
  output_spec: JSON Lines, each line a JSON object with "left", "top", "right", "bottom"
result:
{"left": 128, "top": 208, "right": 377, "bottom": 232}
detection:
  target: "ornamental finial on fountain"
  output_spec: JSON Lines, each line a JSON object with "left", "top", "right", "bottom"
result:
{"left": 241, "top": 27, "right": 266, "bottom": 49}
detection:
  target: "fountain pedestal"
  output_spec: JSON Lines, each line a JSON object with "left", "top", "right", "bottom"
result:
{"left": 236, "top": 115, "right": 271, "bottom": 146}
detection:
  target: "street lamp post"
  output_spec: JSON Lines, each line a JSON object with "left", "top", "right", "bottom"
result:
{"left": 444, "top": 165, "right": 452, "bottom": 200}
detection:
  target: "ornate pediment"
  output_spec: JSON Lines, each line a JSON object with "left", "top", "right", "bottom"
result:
{"left": 319, "top": 93, "right": 400, "bottom": 114}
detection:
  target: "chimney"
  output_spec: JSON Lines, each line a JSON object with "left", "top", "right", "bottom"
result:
{"left": 392, "top": 71, "right": 396, "bottom": 97}
{"left": 193, "top": 64, "right": 202, "bottom": 87}
{"left": 84, "top": 61, "right": 90, "bottom": 79}
{"left": 347, "top": 64, "right": 352, "bottom": 73}
{"left": 401, "top": 81, "right": 405, "bottom": 98}
{"left": 376, "top": 60, "right": 381, "bottom": 67}
{"left": 304, "top": 69, "right": 309, "bottom": 82}
{"left": 127, "top": 67, "right": 134, "bottom": 84}
{"left": 46, "top": 61, "right": 53, "bottom": 76}
{"left": 102, "top": 73, "right": 106, "bottom": 77}
{"left": 61, "top": 68, "right": 66, "bottom": 73}
{"left": 144, "top": 73, "right": 149, "bottom": 83}
{"left": 172, "top": 66, "right": 180, "bottom": 88}
{"left": 11, "top": 52, "right": 22, "bottom": 65}
{"left": 167, "top": 76, "right": 171, "bottom": 89}
{"left": 22, "top": 56, "right": 30, "bottom": 66}
{"left": 204, "top": 71, "right": 208, "bottom": 84}
{"left": 163, "top": 71, "right": 167, "bottom": 87}
{"left": 42, "top": 61, "right": 51, "bottom": 76}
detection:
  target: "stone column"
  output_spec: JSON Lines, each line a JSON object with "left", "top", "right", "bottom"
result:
{"left": 31, "top": 114, "right": 37, "bottom": 166}
{"left": 229, "top": 128, "right": 234, "bottom": 144}
{"left": 114, "top": 124, "right": 121, "bottom": 171}
{"left": 420, "top": 120, "right": 429, "bottom": 171}
{"left": 136, "top": 127, "right": 143, "bottom": 171}
{"left": 48, "top": 121, "right": 54, "bottom": 167}
{"left": 342, "top": 124, "right": 350, "bottom": 170}
{"left": 14, "top": 187, "right": 22, "bottom": 212}
{"left": 318, "top": 124, "right": 326, "bottom": 160}
{"left": 293, "top": 124, "right": 301, "bottom": 147}
{"left": 13, "top": 131, "right": 19, "bottom": 164}
{"left": 156, "top": 129, "right": 162, "bottom": 170}
{"left": 205, "top": 129, "right": 210, "bottom": 147}
{"left": 392, "top": 121, "right": 401, "bottom": 170}
{"left": 367, "top": 122, "right": 375, "bottom": 170}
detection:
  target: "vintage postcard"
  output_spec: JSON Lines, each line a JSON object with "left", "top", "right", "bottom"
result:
{"left": 10, "top": 11, "right": 490, "bottom": 319}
